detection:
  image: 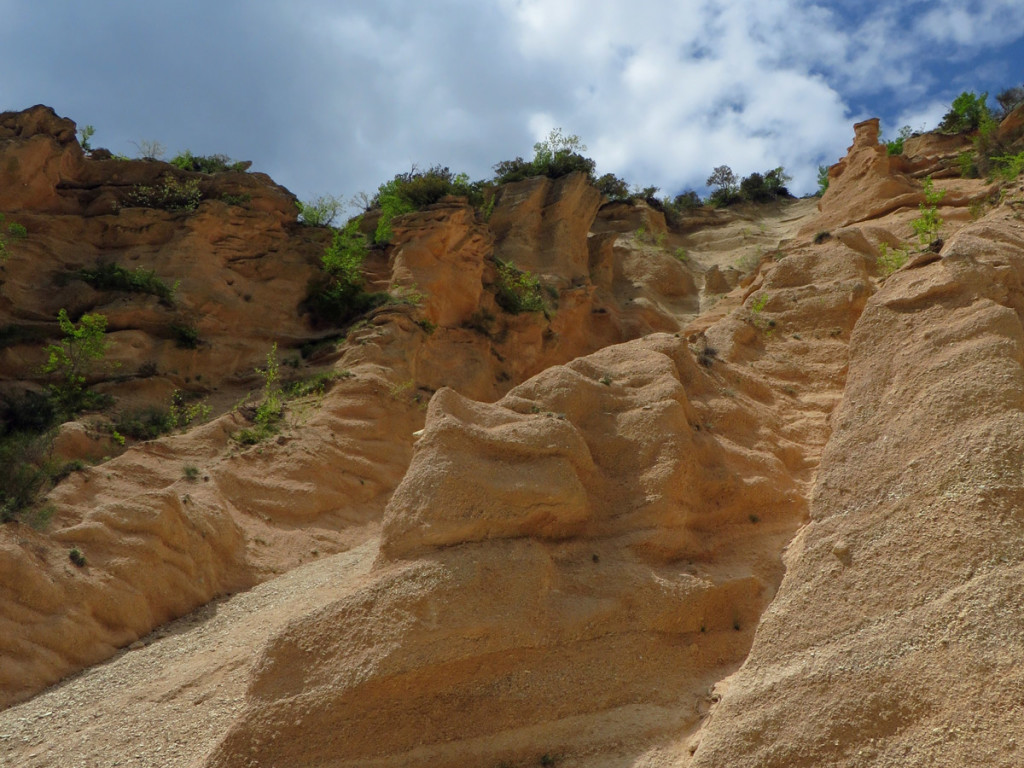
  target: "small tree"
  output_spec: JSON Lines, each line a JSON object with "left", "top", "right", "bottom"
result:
{"left": 41, "top": 309, "right": 110, "bottom": 416}
{"left": 297, "top": 194, "right": 345, "bottom": 227}
{"left": 939, "top": 91, "right": 991, "bottom": 134}
{"left": 996, "top": 85, "right": 1024, "bottom": 117}
{"left": 911, "top": 176, "right": 945, "bottom": 245}
{"left": 78, "top": 124, "right": 95, "bottom": 152}
{"left": 706, "top": 165, "right": 739, "bottom": 206}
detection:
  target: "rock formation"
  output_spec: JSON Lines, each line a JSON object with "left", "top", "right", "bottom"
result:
{"left": 2, "top": 103, "right": 1024, "bottom": 767}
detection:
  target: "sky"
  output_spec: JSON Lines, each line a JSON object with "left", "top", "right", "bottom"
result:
{"left": 2, "top": 0, "right": 1024, "bottom": 204}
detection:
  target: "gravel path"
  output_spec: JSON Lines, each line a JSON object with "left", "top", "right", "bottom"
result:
{"left": 0, "top": 541, "right": 377, "bottom": 768}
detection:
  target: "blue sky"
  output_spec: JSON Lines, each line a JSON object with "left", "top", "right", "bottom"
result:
{"left": 2, "top": 0, "right": 1023, "bottom": 203}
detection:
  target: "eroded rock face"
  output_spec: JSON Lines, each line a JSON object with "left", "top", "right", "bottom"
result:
{"left": 690, "top": 192, "right": 1024, "bottom": 767}
{"left": 0, "top": 108, "right": 711, "bottom": 710}
{"left": 9, "top": 107, "right": 1024, "bottom": 768}
{"left": 205, "top": 334, "right": 815, "bottom": 767}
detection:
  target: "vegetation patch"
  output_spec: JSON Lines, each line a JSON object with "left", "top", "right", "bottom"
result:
{"left": 305, "top": 217, "right": 385, "bottom": 326}
{"left": 69, "top": 262, "right": 177, "bottom": 305}
{"left": 42, "top": 309, "right": 113, "bottom": 417}
{"left": 297, "top": 194, "right": 345, "bottom": 227}
{"left": 493, "top": 259, "right": 545, "bottom": 314}
{"left": 0, "top": 213, "right": 27, "bottom": 262}
{"left": 125, "top": 177, "right": 202, "bottom": 212}
{"left": 169, "top": 322, "right": 200, "bottom": 349}
{"left": 170, "top": 150, "right": 249, "bottom": 174}
{"left": 877, "top": 243, "right": 909, "bottom": 277}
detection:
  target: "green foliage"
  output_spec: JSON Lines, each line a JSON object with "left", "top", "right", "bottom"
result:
{"left": 69, "top": 548, "right": 86, "bottom": 567}
{"left": 169, "top": 322, "right": 200, "bottom": 349}
{"left": 170, "top": 150, "right": 248, "bottom": 173}
{"left": 183, "top": 464, "right": 200, "bottom": 481}
{"left": 0, "top": 213, "right": 27, "bottom": 262}
{"left": 306, "top": 216, "right": 384, "bottom": 326}
{"left": 493, "top": 129, "right": 596, "bottom": 185}
{"left": 0, "top": 431, "right": 53, "bottom": 524}
{"left": 41, "top": 309, "right": 110, "bottom": 416}
{"left": 71, "top": 262, "right": 177, "bottom": 305}
{"left": 911, "top": 177, "right": 945, "bottom": 245}
{"left": 989, "top": 152, "right": 1024, "bottom": 181}
{"left": 706, "top": 165, "right": 739, "bottom": 206}
{"left": 114, "top": 407, "right": 173, "bottom": 440}
{"left": 939, "top": 91, "right": 991, "bottom": 134}
{"left": 885, "top": 125, "right": 913, "bottom": 156}
{"left": 371, "top": 167, "right": 483, "bottom": 243}
{"left": 220, "top": 193, "right": 251, "bottom": 207}
{"left": 234, "top": 345, "right": 285, "bottom": 444}
{"left": 707, "top": 165, "right": 790, "bottom": 206}
{"left": 594, "top": 172, "right": 631, "bottom": 201}
{"left": 877, "top": 242, "right": 908, "bottom": 276}
{"left": 738, "top": 167, "right": 791, "bottom": 203}
{"left": 957, "top": 151, "right": 977, "bottom": 179}
{"left": 493, "top": 259, "right": 545, "bottom": 314}
{"left": 297, "top": 194, "right": 345, "bottom": 227}
{"left": 125, "top": 177, "right": 202, "bottom": 211}
{"left": 816, "top": 165, "right": 830, "bottom": 196}
{"left": 113, "top": 390, "right": 209, "bottom": 442}
{"left": 374, "top": 181, "right": 416, "bottom": 244}
{"left": 286, "top": 370, "right": 348, "bottom": 398}
{"left": 78, "top": 124, "right": 95, "bottom": 152}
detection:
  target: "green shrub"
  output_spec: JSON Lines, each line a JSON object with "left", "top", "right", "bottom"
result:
{"left": 706, "top": 165, "right": 740, "bottom": 207}
{"left": 182, "top": 464, "right": 200, "bottom": 481}
{"left": 989, "top": 151, "right": 1024, "bottom": 181}
{"left": 71, "top": 263, "right": 177, "bottom": 305}
{"left": 286, "top": 370, "right": 347, "bottom": 398}
{"left": 234, "top": 345, "right": 285, "bottom": 444}
{"left": 939, "top": 91, "right": 991, "bottom": 134}
{"left": 738, "top": 167, "right": 791, "bottom": 203}
{"left": 78, "top": 124, "right": 95, "bottom": 152}
{"left": 114, "top": 407, "right": 171, "bottom": 440}
{"left": 125, "top": 177, "right": 202, "bottom": 211}
{"left": 371, "top": 167, "right": 482, "bottom": 243}
{"left": 297, "top": 194, "right": 345, "bottom": 227}
{"left": 306, "top": 217, "right": 384, "bottom": 326}
{"left": 220, "top": 193, "right": 251, "bottom": 207}
{"left": 885, "top": 125, "right": 913, "bottom": 156}
{"left": 69, "top": 548, "right": 86, "bottom": 567}
{"left": 41, "top": 309, "right": 111, "bottom": 417}
{"left": 911, "top": 177, "right": 945, "bottom": 245}
{"left": 169, "top": 322, "right": 200, "bottom": 349}
{"left": 0, "top": 213, "right": 27, "bottom": 262}
{"left": 877, "top": 243, "right": 908, "bottom": 276}
{"left": 816, "top": 165, "right": 830, "bottom": 196}
{"left": 957, "top": 151, "right": 977, "bottom": 178}
{"left": 170, "top": 150, "right": 249, "bottom": 174}
{"left": 493, "top": 129, "right": 596, "bottom": 185}
{"left": 594, "top": 173, "right": 631, "bottom": 201}
{"left": 493, "top": 259, "right": 545, "bottom": 314}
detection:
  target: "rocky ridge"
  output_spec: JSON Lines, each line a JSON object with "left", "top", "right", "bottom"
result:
{"left": 1, "top": 106, "right": 1023, "bottom": 767}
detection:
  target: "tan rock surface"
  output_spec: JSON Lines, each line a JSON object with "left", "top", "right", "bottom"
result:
{"left": 5, "top": 106, "right": 1024, "bottom": 768}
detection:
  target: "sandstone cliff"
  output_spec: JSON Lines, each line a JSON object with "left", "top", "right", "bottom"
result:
{"left": 2, "top": 104, "right": 1024, "bottom": 768}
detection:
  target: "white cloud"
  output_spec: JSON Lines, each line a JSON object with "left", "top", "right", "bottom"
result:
{"left": 1, "top": 0, "right": 1022, "bottom": 200}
